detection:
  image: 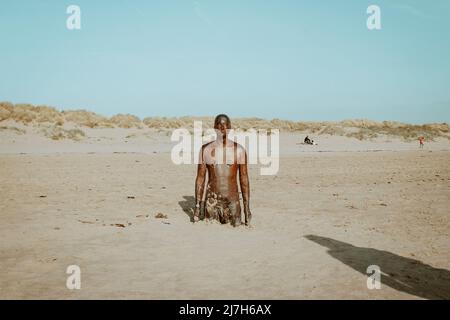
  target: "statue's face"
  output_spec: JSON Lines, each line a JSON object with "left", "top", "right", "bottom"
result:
{"left": 214, "top": 116, "right": 231, "bottom": 138}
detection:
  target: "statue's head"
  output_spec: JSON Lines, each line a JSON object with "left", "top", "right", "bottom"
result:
{"left": 214, "top": 114, "right": 231, "bottom": 138}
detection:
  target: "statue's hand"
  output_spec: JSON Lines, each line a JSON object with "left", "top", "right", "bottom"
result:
{"left": 244, "top": 205, "right": 252, "bottom": 226}
{"left": 193, "top": 206, "right": 200, "bottom": 222}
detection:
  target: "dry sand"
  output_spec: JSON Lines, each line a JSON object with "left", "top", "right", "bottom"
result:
{"left": 0, "top": 121, "right": 449, "bottom": 299}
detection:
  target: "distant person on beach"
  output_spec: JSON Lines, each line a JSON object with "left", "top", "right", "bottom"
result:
{"left": 419, "top": 137, "right": 425, "bottom": 149}
{"left": 304, "top": 136, "right": 316, "bottom": 145}
{"left": 193, "top": 114, "right": 252, "bottom": 227}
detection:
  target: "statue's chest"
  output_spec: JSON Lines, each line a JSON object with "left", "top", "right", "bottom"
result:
{"left": 209, "top": 147, "right": 236, "bottom": 166}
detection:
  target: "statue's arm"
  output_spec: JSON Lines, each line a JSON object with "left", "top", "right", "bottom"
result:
{"left": 238, "top": 148, "right": 252, "bottom": 225}
{"left": 195, "top": 162, "right": 206, "bottom": 205}
{"left": 194, "top": 147, "right": 207, "bottom": 220}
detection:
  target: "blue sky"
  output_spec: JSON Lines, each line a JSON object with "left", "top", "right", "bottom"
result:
{"left": 0, "top": 0, "right": 449, "bottom": 123}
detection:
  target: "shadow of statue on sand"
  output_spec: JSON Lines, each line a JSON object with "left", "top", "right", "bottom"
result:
{"left": 178, "top": 196, "right": 195, "bottom": 222}
{"left": 305, "top": 235, "right": 450, "bottom": 300}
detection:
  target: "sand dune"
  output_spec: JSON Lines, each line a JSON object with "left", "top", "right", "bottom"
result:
{"left": 1, "top": 102, "right": 449, "bottom": 142}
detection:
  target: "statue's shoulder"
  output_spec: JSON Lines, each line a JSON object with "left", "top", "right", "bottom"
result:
{"left": 233, "top": 141, "right": 246, "bottom": 152}
{"left": 201, "top": 141, "right": 215, "bottom": 152}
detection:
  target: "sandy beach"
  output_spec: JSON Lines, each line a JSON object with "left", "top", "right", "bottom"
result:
{"left": 1, "top": 118, "right": 449, "bottom": 299}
